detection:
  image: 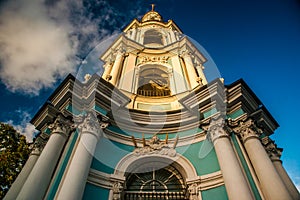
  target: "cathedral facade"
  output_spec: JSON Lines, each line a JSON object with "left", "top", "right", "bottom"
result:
{"left": 5, "top": 8, "right": 299, "bottom": 200}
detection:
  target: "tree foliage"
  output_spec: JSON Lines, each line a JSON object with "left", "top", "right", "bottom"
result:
{"left": 0, "top": 123, "right": 30, "bottom": 199}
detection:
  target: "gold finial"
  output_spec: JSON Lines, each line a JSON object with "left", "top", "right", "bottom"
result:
{"left": 151, "top": 4, "right": 155, "bottom": 11}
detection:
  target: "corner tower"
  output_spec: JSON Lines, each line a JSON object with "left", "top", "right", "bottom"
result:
{"left": 101, "top": 7, "right": 207, "bottom": 111}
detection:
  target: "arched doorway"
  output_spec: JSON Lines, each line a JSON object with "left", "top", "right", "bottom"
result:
{"left": 123, "top": 164, "right": 188, "bottom": 199}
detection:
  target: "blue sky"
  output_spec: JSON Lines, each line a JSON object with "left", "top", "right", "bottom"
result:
{"left": 0, "top": 0, "right": 299, "bottom": 190}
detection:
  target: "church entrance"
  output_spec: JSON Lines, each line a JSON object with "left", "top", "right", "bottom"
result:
{"left": 123, "top": 165, "right": 188, "bottom": 200}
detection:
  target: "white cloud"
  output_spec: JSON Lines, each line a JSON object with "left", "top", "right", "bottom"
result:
{"left": 0, "top": 0, "right": 144, "bottom": 95}
{"left": 5, "top": 110, "right": 38, "bottom": 142}
{"left": 0, "top": 0, "right": 78, "bottom": 95}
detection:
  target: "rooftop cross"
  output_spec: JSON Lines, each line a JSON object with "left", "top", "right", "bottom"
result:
{"left": 151, "top": 3, "right": 155, "bottom": 11}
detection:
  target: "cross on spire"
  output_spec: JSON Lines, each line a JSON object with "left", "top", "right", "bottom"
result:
{"left": 151, "top": 4, "right": 155, "bottom": 11}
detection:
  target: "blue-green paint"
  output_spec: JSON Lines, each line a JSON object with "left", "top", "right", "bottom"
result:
{"left": 65, "top": 104, "right": 81, "bottom": 115}
{"left": 227, "top": 108, "right": 244, "bottom": 119}
{"left": 176, "top": 140, "right": 220, "bottom": 175}
{"left": 107, "top": 125, "right": 203, "bottom": 139}
{"left": 46, "top": 130, "right": 79, "bottom": 200}
{"left": 82, "top": 183, "right": 110, "bottom": 200}
{"left": 94, "top": 105, "right": 108, "bottom": 115}
{"left": 44, "top": 128, "right": 51, "bottom": 134}
{"left": 91, "top": 138, "right": 134, "bottom": 174}
{"left": 201, "top": 185, "right": 228, "bottom": 200}
{"left": 231, "top": 134, "right": 262, "bottom": 200}
{"left": 203, "top": 108, "right": 217, "bottom": 118}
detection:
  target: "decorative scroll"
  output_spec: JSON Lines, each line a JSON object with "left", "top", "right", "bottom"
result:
{"left": 75, "top": 112, "right": 109, "bottom": 139}
{"left": 139, "top": 56, "right": 169, "bottom": 64}
{"left": 202, "top": 118, "right": 229, "bottom": 143}
{"left": 112, "top": 182, "right": 123, "bottom": 200}
{"left": 133, "top": 134, "right": 177, "bottom": 157}
{"left": 262, "top": 136, "right": 282, "bottom": 162}
{"left": 188, "top": 183, "right": 200, "bottom": 200}
{"left": 230, "top": 118, "right": 263, "bottom": 143}
{"left": 30, "top": 132, "right": 49, "bottom": 155}
{"left": 48, "top": 114, "right": 74, "bottom": 137}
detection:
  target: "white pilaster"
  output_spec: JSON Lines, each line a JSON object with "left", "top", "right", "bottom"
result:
{"left": 109, "top": 50, "right": 125, "bottom": 85}
{"left": 17, "top": 114, "right": 73, "bottom": 200}
{"left": 206, "top": 118, "right": 254, "bottom": 200}
{"left": 233, "top": 119, "right": 292, "bottom": 200}
{"left": 56, "top": 112, "right": 108, "bottom": 200}
{"left": 181, "top": 52, "right": 199, "bottom": 89}
{"left": 196, "top": 64, "right": 207, "bottom": 85}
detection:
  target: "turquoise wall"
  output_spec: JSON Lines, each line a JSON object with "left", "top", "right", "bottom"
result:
{"left": 176, "top": 139, "right": 220, "bottom": 176}
{"left": 91, "top": 137, "right": 134, "bottom": 174}
{"left": 82, "top": 183, "right": 109, "bottom": 200}
{"left": 201, "top": 185, "right": 228, "bottom": 200}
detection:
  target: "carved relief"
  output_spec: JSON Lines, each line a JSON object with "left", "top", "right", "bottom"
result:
{"left": 30, "top": 132, "right": 49, "bottom": 155}
{"left": 112, "top": 182, "right": 123, "bottom": 200}
{"left": 48, "top": 114, "right": 74, "bottom": 137}
{"left": 133, "top": 134, "right": 177, "bottom": 157}
{"left": 139, "top": 55, "right": 169, "bottom": 64}
{"left": 262, "top": 136, "right": 282, "bottom": 162}
{"left": 231, "top": 118, "right": 263, "bottom": 143}
{"left": 202, "top": 118, "right": 229, "bottom": 143}
{"left": 188, "top": 183, "right": 200, "bottom": 200}
{"left": 75, "top": 112, "right": 109, "bottom": 139}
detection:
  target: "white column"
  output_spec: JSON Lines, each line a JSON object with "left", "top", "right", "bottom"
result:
{"left": 206, "top": 118, "right": 254, "bottom": 200}
{"left": 56, "top": 112, "right": 108, "bottom": 200}
{"left": 4, "top": 149, "right": 40, "bottom": 200}
{"left": 109, "top": 50, "right": 125, "bottom": 85}
{"left": 102, "top": 62, "right": 113, "bottom": 81}
{"left": 181, "top": 52, "right": 199, "bottom": 89}
{"left": 196, "top": 64, "right": 207, "bottom": 85}
{"left": 233, "top": 119, "right": 292, "bottom": 200}
{"left": 17, "top": 114, "right": 73, "bottom": 200}
{"left": 263, "top": 138, "right": 300, "bottom": 200}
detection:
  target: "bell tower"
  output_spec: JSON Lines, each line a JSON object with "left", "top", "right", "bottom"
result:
{"left": 101, "top": 7, "right": 208, "bottom": 111}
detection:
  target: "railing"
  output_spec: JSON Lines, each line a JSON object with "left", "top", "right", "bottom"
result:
{"left": 124, "top": 191, "right": 187, "bottom": 200}
{"left": 137, "top": 89, "right": 171, "bottom": 97}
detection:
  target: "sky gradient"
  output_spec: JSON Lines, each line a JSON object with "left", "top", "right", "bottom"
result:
{"left": 0, "top": 0, "right": 299, "bottom": 191}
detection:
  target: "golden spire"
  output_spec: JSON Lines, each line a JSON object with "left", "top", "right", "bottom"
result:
{"left": 151, "top": 4, "right": 155, "bottom": 11}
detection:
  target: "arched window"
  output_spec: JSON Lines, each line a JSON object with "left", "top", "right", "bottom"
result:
{"left": 124, "top": 165, "right": 188, "bottom": 199}
{"left": 137, "top": 65, "right": 171, "bottom": 97}
{"left": 144, "top": 29, "right": 163, "bottom": 45}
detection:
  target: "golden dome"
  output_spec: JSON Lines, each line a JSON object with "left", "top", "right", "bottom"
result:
{"left": 141, "top": 4, "right": 163, "bottom": 22}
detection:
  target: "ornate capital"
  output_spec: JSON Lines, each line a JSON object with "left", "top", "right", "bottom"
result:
{"left": 188, "top": 183, "right": 200, "bottom": 200}
{"left": 203, "top": 118, "right": 229, "bottom": 143}
{"left": 75, "top": 112, "right": 109, "bottom": 140}
{"left": 48, "top": 114, "right": 73, "bottom": 137}
{"left": 232, "top": 118, "right": 262, "bottom": 143}
{"left": 31, "top": 132, "right": 49, "bottom": 155}
{"left": 112, "top": 182, "right": 123, "bottom": 200}
{"left": 262, "top": 137, "right": 282, "bottom": 162}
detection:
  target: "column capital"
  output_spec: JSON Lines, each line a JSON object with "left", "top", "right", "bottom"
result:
{"left": 262, "top": 137, "right": 282, "bottom": 162}
{"left": 30, "top": 133, "right": 49, "bottom": 155}
{"left": 188, "top": 183, "right": 200, "bottom": 200}
{"left": 75, "top": 112, "right": 109, "bottom": 140}
{"left": 112, "top": 182, "right": 123, "bottom": 200}
{"left": 203, "top": 117, "right": 230, "bottom": 143}
{"left": 48, "top": 114, "right": 73, "bottom": 137}
{"left": 231, "top": 118, "right": 263, "bottom": 143}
